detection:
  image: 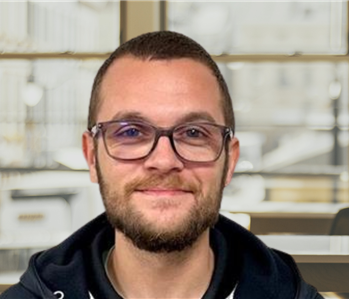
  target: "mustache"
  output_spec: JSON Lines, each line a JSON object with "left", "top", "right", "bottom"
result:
{"left": 124, "top": 175, "right": 200, "bottom": 196}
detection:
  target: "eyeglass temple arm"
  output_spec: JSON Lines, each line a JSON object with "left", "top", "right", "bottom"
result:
{"left": 227, "top": 127, "right": 234, "bottom": 139}
{"left": 89, "top": 124, "right": 100, "bottom": 138}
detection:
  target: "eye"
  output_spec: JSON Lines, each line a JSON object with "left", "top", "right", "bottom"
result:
{"left": 118, "top": 127, "right": 141, "bottom": 137}
{"left": 105, "top": 122, "right": 154, "bottom": 148}
{"left": 109, "top": 123, "right": 154, "bottom": 141}
{"left": 186, "top": 128, "right": 203, "bottom": 138}
{"left": 174, "top": 125, "right": 210, "bottom": 141}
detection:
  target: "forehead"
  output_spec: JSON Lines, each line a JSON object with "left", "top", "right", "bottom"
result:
{"left": 98, "top": 56, "right": 224, "bottom": 125}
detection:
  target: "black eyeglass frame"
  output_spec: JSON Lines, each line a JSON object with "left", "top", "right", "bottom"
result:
{"left": 89, "top": 120, "right": 234, "bottom": 163}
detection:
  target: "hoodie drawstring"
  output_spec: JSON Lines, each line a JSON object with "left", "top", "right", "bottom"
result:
{"left": 54, "top": 291, "right": 64, "bottom": 299}
{"left": 53, "top": 290, "right": 95, "bottom": 299}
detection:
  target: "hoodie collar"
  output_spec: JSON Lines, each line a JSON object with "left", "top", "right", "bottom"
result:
{"left": 18, "top": 213, "right": 306, "bottom": 299}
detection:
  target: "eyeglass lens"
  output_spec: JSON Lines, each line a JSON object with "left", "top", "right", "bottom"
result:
{"left": 102, "top": 122, "right": 226, "bottom": 162}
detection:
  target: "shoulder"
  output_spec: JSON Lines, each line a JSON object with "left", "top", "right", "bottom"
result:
{"left": 273, "top": 249, "right": 324, "bottom": 299}
{"left": 215, "top": 215, "right": 323, "bottom": 299}
{"left": 296, "top": 279, "right": 325, "bottom": 299}
{"left": 0, "top": 283, "right": 39, "bottom": 299}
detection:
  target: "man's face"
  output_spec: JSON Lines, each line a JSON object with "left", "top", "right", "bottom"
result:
{"left": 83, "top": 56, "right": 239, "bottom": 253}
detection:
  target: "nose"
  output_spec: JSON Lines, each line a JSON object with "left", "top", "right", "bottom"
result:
{"left": 143, "top": 136, "right": 184, "bottom": 173}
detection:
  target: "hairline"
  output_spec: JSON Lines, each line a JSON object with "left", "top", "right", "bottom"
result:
{"left": 92, "top": 54, "right": 229, "bottom": 128}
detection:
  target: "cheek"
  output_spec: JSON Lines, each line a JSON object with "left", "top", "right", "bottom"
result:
{"left": 191, "top": 164, "right": 225, "bottom": 195}
{"left": 96, "top": 151, "right": 123, "bottom": 185}
{"left": 97, "top": 152, "right": 144, "bottom": 189}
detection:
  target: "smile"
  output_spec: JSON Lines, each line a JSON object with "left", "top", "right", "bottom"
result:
{"left": 136, "top": 189, "right": 192, "bottom": 196}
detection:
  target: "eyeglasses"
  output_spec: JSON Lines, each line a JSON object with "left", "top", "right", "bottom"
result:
{"left": 90, "top": 120, "right": 234, "bottom": 163}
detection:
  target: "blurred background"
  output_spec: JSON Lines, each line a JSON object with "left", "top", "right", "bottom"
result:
{"left": 0, "top": 0, "right": 349, "bottom": 296}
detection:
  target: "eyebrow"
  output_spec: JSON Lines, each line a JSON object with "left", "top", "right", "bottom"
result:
{"left": 109, "top": 111, "right": 218, "bottom": 126}
{"left": 176, "top": 112, "right": 217, "bottom": 124}
{"left": 110, "top": 111, "right": 150, "bottom": 123}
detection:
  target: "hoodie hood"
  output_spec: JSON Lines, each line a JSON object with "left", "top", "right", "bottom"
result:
{"left": 20, "top": 214, "right": 112, "bottom": 299}
{"left": 2, "top": 213, "right": 322, "bottom": 299}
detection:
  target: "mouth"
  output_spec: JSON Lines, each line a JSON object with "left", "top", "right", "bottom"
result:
{"left": 135, "top": 188, "right": 192, "bottom": 196}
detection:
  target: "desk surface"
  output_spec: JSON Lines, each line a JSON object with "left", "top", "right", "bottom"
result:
{"left": 222, "top": 201, "right": 349, "bottom": 218}
{"left": 259, "top": 235, "right": 349, "bottom": 292}
{"left": 0, "top": 271, "right": 22, "bottom": 292}
{"left": 259, "top": 235, "right": 349, "bottom": 263}
{"left": 0, "top": 231, "right": 70, "bottom": 250}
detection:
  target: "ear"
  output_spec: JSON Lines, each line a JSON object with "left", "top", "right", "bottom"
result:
{"left": 82, "top": 131, "right": 98, "bottom": 183}
{"left": 224, "top": 137, "right": 240, "bottom": 187}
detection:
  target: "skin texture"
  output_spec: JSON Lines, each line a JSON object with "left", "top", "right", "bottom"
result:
{"left": 83, "top": 56, "right": 240, "bottom": 298}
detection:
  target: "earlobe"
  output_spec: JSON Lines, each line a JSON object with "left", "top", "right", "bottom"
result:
{"left": 82, "top": 131, "right": 98, "bottom": 183}
{"left": 224, "top": 137, "right": 240, "bottom": 186}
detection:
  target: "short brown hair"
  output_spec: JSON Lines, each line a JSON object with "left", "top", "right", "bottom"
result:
{"left": 88, "top": 31, "right": 234, "bottom": 130}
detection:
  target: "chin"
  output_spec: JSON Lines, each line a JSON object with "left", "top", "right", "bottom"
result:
{"left": 106, "top": 203, "right": 217, "bottom": 253}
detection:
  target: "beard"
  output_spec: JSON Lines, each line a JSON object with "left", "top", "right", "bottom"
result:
{"left": 96, "top": 159, "right": 227, "bottom": 253}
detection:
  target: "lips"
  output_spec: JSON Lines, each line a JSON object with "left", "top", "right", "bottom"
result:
{"left": 136, "top": 188, "right": 192, "bottom": 195}
{"left": 136, "top": 188, "right": 192, "bottom": 196}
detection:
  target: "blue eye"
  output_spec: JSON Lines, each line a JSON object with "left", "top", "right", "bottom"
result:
{"left": 105, "top": 122, "right": 154, "bottom": 146}
{"left": 122, "top": 128, "right": 140, "bottom": 137}
{"left": 110, "top": 126, "right": 143, "bottom": 139}
{"left": 186, "top": 128, "right": 201, "bottom": 138}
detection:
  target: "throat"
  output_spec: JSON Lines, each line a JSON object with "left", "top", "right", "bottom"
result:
{"left": 106, "top": 232, "right": 215, "bottom": 298}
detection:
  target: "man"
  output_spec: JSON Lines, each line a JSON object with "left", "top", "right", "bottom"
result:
{"left": 1, "top": 31, "right": 323, "bottom": 299}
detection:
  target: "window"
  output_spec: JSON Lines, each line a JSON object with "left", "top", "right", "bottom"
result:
{"left": 168, "top": 1, "right": 349, "bottom": 204}
{"left": 0, "top": 1, "right": 120, "bottom": 169}
{"left": 168, "top": 1, "right": 347, "bottom": 54}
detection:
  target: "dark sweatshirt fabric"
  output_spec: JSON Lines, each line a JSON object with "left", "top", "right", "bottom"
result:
{"left": 1, "top": 213, "right": 323, "bottom": 299}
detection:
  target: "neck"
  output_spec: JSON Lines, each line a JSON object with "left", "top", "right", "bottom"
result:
{"left": 108, "top": 229, "right": 214, "bottom": 299}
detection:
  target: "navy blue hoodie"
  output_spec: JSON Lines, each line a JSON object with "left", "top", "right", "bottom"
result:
{"left": 1, "top": 213, "right": 323, "bottom": 299}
